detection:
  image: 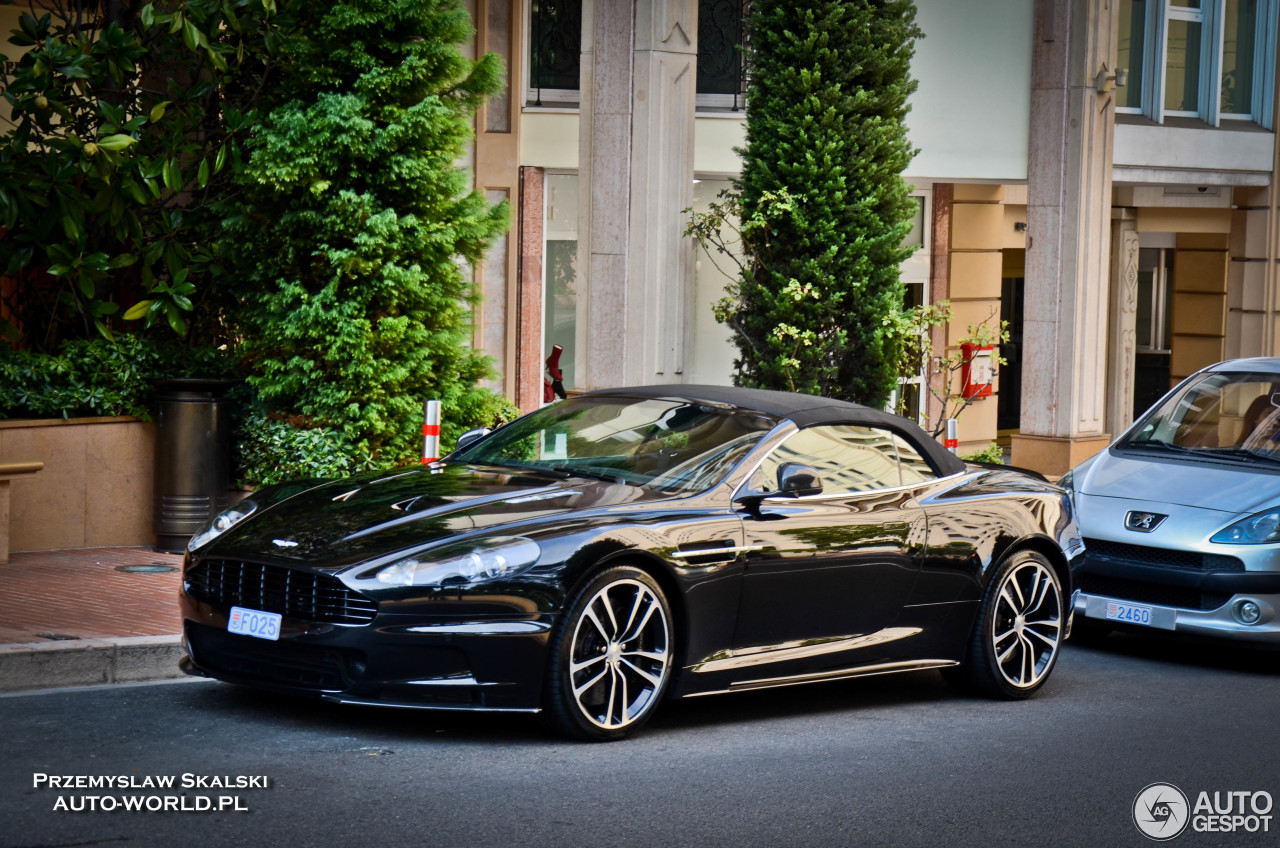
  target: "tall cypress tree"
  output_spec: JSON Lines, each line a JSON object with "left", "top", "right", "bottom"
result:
{"left": 728, "top": 0, "right": 922, "bottom": 405}
{"left": 227, "top": 0, "right": 510, "bottom": 463}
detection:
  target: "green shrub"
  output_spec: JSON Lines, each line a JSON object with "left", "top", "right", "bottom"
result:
{"left": 233, "top": 406, "right": 374, "bottom": 487}
{"left": 228, "top": 0, "right": 511, "bottom": 465}
{"left": 961, "top": 441, "right": 1006, "bottom": 465}
{"left": 0, "top": 336, "right": 232, "bottom": 420}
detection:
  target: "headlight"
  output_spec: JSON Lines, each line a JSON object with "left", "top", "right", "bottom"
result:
{"left": 188, "top": 500, "right": 258, "bottom": 552}
{"left": 1211, "top": 508, "right": 1280, "bottom": 544}
{"left": 375, "top": 537, "right": 542, "bottom": 587}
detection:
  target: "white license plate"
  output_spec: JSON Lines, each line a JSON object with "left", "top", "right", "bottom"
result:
{"left": 228, "top": 606, "right": 282, "bottom": 641}
{"left": 1105, "top": 600, "right": 1153, "bottom": 627}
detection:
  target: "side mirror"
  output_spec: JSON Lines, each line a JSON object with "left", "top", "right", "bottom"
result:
{"left": 455, "top": 426, "right": 492, "bottom": 452}
{"left": 776, "top": 463, "right": 823, "bottom": 497}
{"left": 735, "top": 463, "right": 823, "bottom": 512}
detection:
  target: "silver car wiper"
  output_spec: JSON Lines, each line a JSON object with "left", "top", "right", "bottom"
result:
{"left": 1123, "top": 439, "right": 1197, "bottom": 454}
{"left": 1195, "top": 446, "right": 1280, "bottom": 465}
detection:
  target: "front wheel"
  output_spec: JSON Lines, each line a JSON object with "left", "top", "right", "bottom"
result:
{"left": 947, "top": 550, "right": 1064, "bottom": 699}
{"left": 543, "top": 566, "right": 674, "bottom": 741}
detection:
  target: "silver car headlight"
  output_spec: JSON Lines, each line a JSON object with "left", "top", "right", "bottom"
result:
{"left": 188, "top": 500, "right": 258, "bottom": 552}
{"left": 376, "top": 537, "right": 542, "bottom": 587}
{"left": 1211, "top": 508, "right": 1280, "bottom": 544}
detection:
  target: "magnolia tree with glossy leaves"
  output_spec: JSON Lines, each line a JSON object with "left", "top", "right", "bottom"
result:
{"left": 0, "top": 0, "right": 293, "bottom": 349}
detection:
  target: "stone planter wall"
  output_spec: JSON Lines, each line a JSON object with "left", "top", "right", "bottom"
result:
{"left": 0, "top": 417, "right": 154, "bottom": 551}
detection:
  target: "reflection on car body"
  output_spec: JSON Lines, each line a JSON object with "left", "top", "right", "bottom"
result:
{"left": 1063, "top": 358, "right": 1280, "bottom": 644}
{"left": 180, "top": 385, "right": 1082, "bottom": 740}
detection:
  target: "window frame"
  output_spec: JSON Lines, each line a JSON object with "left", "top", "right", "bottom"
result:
{"left": 1119, "top": 0, "right": 1277, "bottom": 128}
{"left": 746, "top": 424, "right": 939, "bottom": 499}
{"left": 522, "top": 0, "right": 749, "bottom": 111}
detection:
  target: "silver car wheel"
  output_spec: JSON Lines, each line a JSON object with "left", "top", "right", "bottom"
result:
{"left": 568, "top": 577, "right": 671, "bottom": 731}
{"left": 990, "top": 559, "right": 1062, "bottom": 688}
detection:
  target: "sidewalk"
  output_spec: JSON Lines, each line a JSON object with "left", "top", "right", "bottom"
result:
{"left": 0, "top": 547, "right": 188, "bottom": 693}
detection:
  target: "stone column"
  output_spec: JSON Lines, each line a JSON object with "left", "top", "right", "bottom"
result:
{"left": 1106, "top": 215, "right": 1139, "bottom": 437}
{"left": 1010, "top": 0, "right": 1115, "bottom": 476}
{"left": 575, "top": 0, "right": 698, "bottom": 390}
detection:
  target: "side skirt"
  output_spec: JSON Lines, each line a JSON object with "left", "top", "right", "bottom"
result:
{"left": 682, "top": 659, "right": 960, "bottom": 698}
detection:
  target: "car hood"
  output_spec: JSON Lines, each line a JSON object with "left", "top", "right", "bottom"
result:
{"left": 203, "top": 464, "right": 673, "bottom": 570}
{"left": 1077, "top": 449, "right": 1280, "bottom": 515}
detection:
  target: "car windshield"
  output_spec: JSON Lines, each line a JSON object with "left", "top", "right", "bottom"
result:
{"left": 450, "top": 396, "right": 779, "bottom": 494}
{"left": 1121, "top": 370, "right": 1280, "bottom": 464}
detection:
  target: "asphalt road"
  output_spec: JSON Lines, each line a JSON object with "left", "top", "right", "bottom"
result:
{"left": 3, "top": 634, "right": 1279, "bottom": 848}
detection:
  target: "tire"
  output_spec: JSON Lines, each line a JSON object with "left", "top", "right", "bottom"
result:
{"left": 947, "top": 550, "right": 1065, "bottom": 699}
{"left": 542, "top": 566, "right": 674, "bottom": 741}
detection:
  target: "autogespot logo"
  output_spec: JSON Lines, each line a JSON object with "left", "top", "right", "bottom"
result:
{"left": 1134, "top": 783, "right": 1190, "bottom": 841}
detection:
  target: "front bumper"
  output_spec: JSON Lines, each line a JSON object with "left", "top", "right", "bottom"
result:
{"left": 1074, "top": 590, "right": 1280, "bottom": 643}
{"left": 180, "top": 592, "right": 555, "bottom": 712}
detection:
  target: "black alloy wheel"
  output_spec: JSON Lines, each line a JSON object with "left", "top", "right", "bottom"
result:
{"left": 947, "top": 550, "right": 1064, "bottom": 699}
{"left": 543, "top": 566, "right": 673, "bottom": 741}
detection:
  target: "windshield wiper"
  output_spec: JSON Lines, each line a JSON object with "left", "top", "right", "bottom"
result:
{"left": 548, "top": 465, "right": 628, "bottom": 483}
{"left": 1194, "top": 446, "right": 1280, "bottom": 465}
{"left": 1123, "top": 439, "right": 1197, "bottom": 454}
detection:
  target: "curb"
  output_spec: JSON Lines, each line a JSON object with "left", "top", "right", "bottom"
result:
{"left": 0, "top": 635, "right": 186, "bottom": 694}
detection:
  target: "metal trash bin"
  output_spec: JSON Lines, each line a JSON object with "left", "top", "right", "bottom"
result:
{"left": 152, "top": 378, "right": 237, "bottom": 553}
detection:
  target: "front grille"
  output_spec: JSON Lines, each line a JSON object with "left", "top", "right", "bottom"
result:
{"left": 187, "top": 623, "right": 363, "bottom": 690}
{"left": 1081, "top": 575, "right": 1232, "bottom": 612}
{"left": 186, "top": 560, "right": 378, "bottom": 625}
{"left": 1084, "top": 538, "right": 1244, "bottom": 572}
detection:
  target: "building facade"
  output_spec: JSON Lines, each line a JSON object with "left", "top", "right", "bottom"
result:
{"left": 467, "top": 0, "right": 1280, "bottom": 475}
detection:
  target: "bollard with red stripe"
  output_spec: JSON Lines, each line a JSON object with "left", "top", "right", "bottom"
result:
{"left": 944, "top": 418, "right": 959, "bottom": 454}
{"left": 422, "top": 400, "right": 441, "bottom": 463}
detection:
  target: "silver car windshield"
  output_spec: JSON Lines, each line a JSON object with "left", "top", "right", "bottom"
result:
{"left": 451, "top": 396, "right": 778, "bottom": 494}
{"left": 1122, "top": 371, "right": 1280, "bottom": 464}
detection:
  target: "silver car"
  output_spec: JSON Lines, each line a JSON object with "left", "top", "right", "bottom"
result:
{"left": 1062, "top": 358, "right": 1280, "bottom": 644}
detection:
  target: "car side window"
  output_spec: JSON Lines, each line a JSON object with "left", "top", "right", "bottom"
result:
{"left": 893, "top": 432, "right": 938, "bottom": 485}
{"left": 751, "top": 425, "right": 925, "bottom": 495}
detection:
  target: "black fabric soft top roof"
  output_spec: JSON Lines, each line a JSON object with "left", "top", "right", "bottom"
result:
{"left": 582, "top": 384, "right": 966, "bottom": 476}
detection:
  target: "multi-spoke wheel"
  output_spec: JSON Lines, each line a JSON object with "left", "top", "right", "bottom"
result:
{"left": 946, "top": 550, "right": 1064, "bottom": 699}
{"left": 543, "top": 566, "right": 673, "bottom": 741}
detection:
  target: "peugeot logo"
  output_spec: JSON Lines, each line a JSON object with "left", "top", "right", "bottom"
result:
{"left": 1125, "top": 511, "right": 1167, "bottom": 533}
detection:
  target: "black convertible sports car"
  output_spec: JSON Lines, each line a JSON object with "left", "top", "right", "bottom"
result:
{"left": 180, "top": 385, "right": 1084, "bottom": 740}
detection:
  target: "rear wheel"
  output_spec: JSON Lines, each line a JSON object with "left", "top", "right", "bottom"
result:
{"left": 947, "top": 550, "right": 1064, "bottom": 699}
{"left": 543, "top": 566, "right": 673, "bottom": 741}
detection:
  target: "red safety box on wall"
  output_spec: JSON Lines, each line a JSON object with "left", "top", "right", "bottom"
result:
{"left": 960, "top": 343, "right": 994, "bottom": 399}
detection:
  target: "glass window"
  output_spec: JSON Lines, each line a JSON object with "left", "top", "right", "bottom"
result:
{"left": 894, "top": 433, "right": 937, "bottom": 485}
{"left": 1118, "top": 0, "right": 1274, "bottom": 127}
{"left": 1117, "top": 0, "right": 1148, "bottom": 109}
{"left": 1122, "top": 370, "right": 1280, "bottom": 458}
{"left": 529, "top": 0, "right": 582, "bottom": 101}
{"left": 902, "top": 196, "right": 926, "bottom": 249}
{"left": 1222, "top": 0, "right": 1258, "bottom": 115}
{"left": 1164, "top": 17, "right": 1204, "bottom": 114}
{"left": 751, "top": 425, "right": 928, "bottom": 495}
{"left": 528, "top": 1, "right": 748, "bottom": 105}
{"left": 454, "top": 395, "right": 776, "bottom": 494}
{"left": 544, "top": 174, "right": 579, "bottom": 391}
{"left": 697, "top": 0, "right": 745, "bottom": 98}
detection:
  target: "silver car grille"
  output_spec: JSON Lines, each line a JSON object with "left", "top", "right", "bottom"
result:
{"left": 1083, "top": 538, "right": 1244, "bottom": 572}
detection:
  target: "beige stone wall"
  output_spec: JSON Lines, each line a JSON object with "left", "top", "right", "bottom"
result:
{"left": 1170, "top": 233, "right": 1230, "bottom": 383}
{"left": 0, "top": 419, "right": 154, "bottom": 552}
{"left": 1228, "top": 186, "right": 1275, "bottom": 361}
{"left": 945, "top": 184, "right": 1018, "bottom": 452}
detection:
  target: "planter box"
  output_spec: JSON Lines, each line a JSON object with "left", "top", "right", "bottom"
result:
{"left": 0, "top": 417, "right": 154, "bottom": 551}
